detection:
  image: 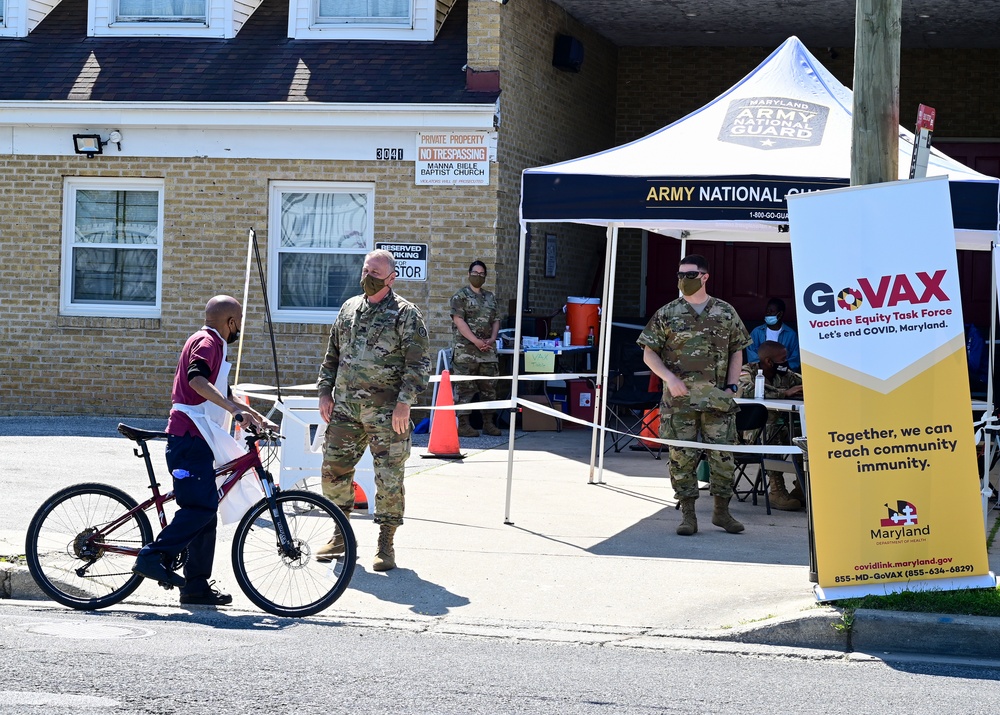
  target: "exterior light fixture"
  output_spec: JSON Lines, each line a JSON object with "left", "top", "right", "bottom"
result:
{"left": 73, "top": 134, "right": 104, "bottom": 158}
{"left": 72, "top": 130, "right": 123, "bottom": 158}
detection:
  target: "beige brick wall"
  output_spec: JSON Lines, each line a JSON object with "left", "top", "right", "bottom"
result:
{"left": 494, "top": 0, "right": 619, "bottom": 332}
{"left": 0, "top": 155, "right": 496, "bottom": 416}
{"left": 467, "top": 0, "right": 500, "bottom": 70}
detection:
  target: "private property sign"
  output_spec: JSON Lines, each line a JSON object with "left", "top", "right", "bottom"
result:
{"left": 375, "top": 242, "right": 427, "bottom": 281}
{"left": 416, "top": 132, "right": 490, "bottom": 185}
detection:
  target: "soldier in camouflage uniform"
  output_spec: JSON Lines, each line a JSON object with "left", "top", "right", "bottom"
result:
{"left": 637, "top": 254, "right": 751, "bottom": 536}
{"left": 317, "top": 249, "right": 430, "bottom": 572}
{"left": 738, "top": 340, "right": 805, "bottom": 510}
{"left": 449, "top": 260, "right": 501, "bottom": 437}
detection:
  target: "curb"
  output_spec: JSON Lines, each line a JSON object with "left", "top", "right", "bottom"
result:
{"left": 851, "top": 608, "right": 1000, "bottom": 660}
{"left": 0, "top": 563, "right": 45, "bottom": 601}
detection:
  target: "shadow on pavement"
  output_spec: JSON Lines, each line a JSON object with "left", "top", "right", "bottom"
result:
{"left": 349, "top": 565, "right": 470, "bottom": 616}
{"left": 587, "top": 505, "right": 811, "bottom": 567}
{"left": 63, "top": 604, "right": 351, "bottom": 630}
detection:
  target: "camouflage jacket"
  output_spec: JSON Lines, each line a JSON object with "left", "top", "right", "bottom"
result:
{"left": 449, "top": 285, "right": 499, "bottom": 364}
{"left": 637, "top": 296, "right": 750, "bottom": 414}
{"left": 318, "top": 290, "right": 430, "bottom": 407}
{"left": 738, "top": 361, "right": 803, "bottom": 399}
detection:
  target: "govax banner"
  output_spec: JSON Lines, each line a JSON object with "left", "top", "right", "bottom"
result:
{"left": 787, "top": 176, "right": 995, "bottom": 600}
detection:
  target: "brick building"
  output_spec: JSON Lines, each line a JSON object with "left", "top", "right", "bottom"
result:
{"left": 1, "top": 0, "right": 998, "bottom": 416}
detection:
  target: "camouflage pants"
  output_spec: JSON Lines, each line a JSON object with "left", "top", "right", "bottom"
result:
{"left": 660, "top": 406, "right": 736, "bottom": 500}
{"left": 321, "top": 400, "right": 410, "bottom": 526}
{"left": 452, "top": 359, "right": 499, "bottom": 417}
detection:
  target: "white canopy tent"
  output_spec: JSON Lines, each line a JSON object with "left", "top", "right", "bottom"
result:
{"left": 505, "top": 36, "right": 1000, "bottom": 521}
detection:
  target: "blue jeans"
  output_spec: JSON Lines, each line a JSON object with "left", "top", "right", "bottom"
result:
{"left": 141, "top": 434, "right": 218, "bottom": 592}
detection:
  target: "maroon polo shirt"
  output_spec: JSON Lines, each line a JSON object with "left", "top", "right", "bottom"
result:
{"left": 165, "top": 328, "right": 226, "bottom": 438}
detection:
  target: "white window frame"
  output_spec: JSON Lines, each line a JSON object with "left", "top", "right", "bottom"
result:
{"left": 60, "top": 177, "right": 164, "bottom": 319}
{"left": 268, "top": 180, "right": 375, "bottom": 324}
{"left": 313, "top": 0, "right": 411, "bottom": 27}
{"left": 114, "top": 0, "right": 208, "bottom": 24}
{"left": 291, "top": 0, "right": 432, "bottom": 41}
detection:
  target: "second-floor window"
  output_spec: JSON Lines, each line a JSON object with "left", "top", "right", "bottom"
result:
{"left": 316, "top": 0, "right": 410, "bottom": 25}
{"left": 116, "top": 0, "right": 207, "bottom": 23}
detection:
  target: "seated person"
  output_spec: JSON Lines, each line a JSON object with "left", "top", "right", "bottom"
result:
{"left": 738, "top": 340, "right": 804, "bottom": 511}
{"left": 746, "top": 297, "right": 800, "bottom": 371}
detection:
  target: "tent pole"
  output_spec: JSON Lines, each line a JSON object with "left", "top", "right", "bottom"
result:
{"left": 592, "top": 224, "right": 619, "bottom": 485}
{"left": 589, "top": 224, "right": 616, "bottom": 481}
{"left": 504, "top": 219, "right": 530, "bottom": 524}
{"left": 986, "top": 241, "right": 998, "bottom": 524}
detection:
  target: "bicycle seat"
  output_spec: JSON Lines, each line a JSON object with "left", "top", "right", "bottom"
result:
{"left": 117, "top": 423, "right": 169, "bottom": 443}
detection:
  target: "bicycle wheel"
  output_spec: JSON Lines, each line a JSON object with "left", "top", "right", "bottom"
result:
{"left": 25, "top": 483, "right": 153, "bottom": 610}
{"left": 232, "top": 490, "right": 356, "bottom": 618}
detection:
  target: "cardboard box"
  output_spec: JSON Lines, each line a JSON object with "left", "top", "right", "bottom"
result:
{"left": 520, "top": 394, "right": 561, "bottom": 431}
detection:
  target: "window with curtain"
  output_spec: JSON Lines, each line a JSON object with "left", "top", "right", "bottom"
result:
{"left": 316, "top": 0, "right": 410, "bottom": 24}
{"left": 270, "top": 182, "right": 374, "bottom": 323}
{"left": 116, "top": 0, "right": 207, "bottom": 21}
{"left": 62, "top": 178, "right": 163, "bottom": 318}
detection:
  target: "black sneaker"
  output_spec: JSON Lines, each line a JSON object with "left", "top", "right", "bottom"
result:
{"left": 132, "top": 550, "right": 186, "bottom": 589}
{"left": 180, "top": 582, "right": 233, "bottom": 606}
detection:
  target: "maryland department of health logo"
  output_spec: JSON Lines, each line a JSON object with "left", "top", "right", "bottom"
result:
{"left": 719, "top": 97, "right": 829, "bottom": 150}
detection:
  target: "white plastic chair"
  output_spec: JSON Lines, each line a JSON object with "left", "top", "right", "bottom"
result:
{"left": 274, "top": 395, "right": 376, "bottom": 514}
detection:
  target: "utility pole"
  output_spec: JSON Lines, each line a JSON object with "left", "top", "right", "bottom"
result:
{"left": 851, "top": 0, "right": 902, "bottom": 186}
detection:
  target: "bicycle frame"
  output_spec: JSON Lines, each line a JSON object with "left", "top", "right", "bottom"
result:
{"left": 79, "top": 430, "right": 290, "bottom": 568}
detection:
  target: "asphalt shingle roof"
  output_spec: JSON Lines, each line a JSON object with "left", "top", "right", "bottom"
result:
{"left": 0, "top": 0, "right": 496, "bottom": 103}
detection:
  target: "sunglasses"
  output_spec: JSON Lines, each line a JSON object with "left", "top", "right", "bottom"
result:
{"left": 677, "top": 271, "right": 706, "bottom": 280}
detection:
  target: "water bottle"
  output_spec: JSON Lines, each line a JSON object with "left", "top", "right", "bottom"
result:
{"left": 587, "top": 327, "right": 595, "bottom": 347}
{"left": 754, "top": 369, "right": 765, "bottom": 400}
{"left": 563, "top": 328, "right": 572, "bottom": 346}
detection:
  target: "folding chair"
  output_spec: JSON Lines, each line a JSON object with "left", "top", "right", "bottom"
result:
{"left": 605, "top": 347, "right": 662, "bottom": 459}
{"left": 731, "top": 402, "right": 772, "bottom": 514}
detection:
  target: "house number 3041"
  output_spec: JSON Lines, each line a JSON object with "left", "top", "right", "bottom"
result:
{"left": 376, "top": 148, "right": 404, "bottom": 160}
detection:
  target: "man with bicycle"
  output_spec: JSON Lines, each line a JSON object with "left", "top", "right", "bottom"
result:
{"left": 133, "top": 295, "right": 273, "bottom": 605}
{"left": 317, "top": 249, "right": 430, "bottom": 572}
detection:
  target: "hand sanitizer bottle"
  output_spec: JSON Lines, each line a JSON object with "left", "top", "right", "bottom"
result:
{"left": 754, "top": 369, "right": 765, "bottom": 400}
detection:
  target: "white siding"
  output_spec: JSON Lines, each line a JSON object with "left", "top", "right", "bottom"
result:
{"left": 232, "top": 0, "right": 262, "bottom": 33}
{"left": 90, "top": 0, "right": 234, "bottom": 37}
{"left": 290, "top": 0, "right": 434, "bottom": 41}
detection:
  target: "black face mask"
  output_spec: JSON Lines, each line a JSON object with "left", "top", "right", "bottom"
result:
{"left": 774, "top": 361, "right": 790, "bottom": 374}
{"left": 227, "top": 326, "right": 241, "bottom": 345}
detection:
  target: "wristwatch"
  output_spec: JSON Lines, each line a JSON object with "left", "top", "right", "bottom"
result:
{"left": 724, "top": 384, "right": 739, "bottom": 393}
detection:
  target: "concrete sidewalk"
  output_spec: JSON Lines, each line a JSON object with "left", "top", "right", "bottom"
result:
{"left": 2, "top": 419, "right": 998, "bottom": 659}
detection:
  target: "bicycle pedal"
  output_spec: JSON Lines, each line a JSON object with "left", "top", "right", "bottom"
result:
{"left": 157, "top": 581, "right": 176, "bottom": 591}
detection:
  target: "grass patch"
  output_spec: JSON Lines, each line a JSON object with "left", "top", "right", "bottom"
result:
{"left": 834, "top": 586, "right": 1000, "bottom": 618}
{"left": 0, "top": 554, "right": 26, "bottom": 566}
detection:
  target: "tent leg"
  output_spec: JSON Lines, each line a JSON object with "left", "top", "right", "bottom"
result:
{"left": 591, "top": 224, "right": 619, "bottom": 485}
{"left": 504, "top": 220, "right": 530, "bottom": 524}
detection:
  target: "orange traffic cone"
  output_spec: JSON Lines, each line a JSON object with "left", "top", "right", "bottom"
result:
{"left": 638, "top": 373, "right": 662, "bottom": 448}
{"left": 639, "top": 409, "right": 661, "bottom": 448}
{"left": 353, "top": 482, "right": 369, "bottom": 511}
{"left": 421, "top": 369, "right": 466, "bottom": 459}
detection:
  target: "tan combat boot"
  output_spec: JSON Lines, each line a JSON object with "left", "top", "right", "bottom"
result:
{"left": 481, "top": 412, "right": 502, "bottom": 436}
{"left": 767, "top": 476, "right": 803, "bottom": 511}
{"left": 789, "top": 479, "right": 806, "bottom": 505}
{"left": 372, "top": 524, "right": 397, "bottom": 572}
{"left": 458, "top": 414, "right": 480, "bottom": 438}
{"left": 711, "top": 496, "right": 745, "bottom": 534}
{"left": 316, "top": 508, "right": 351, "bottom": 563}
{"left": 676, "top": 498, "right": 698, "bottom": 536}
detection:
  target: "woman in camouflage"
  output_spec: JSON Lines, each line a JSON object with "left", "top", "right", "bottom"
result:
{"left": 449, "top": 261, "right": 501, "bottom": 437}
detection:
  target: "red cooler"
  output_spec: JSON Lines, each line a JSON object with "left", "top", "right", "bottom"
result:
{"left": 566, "top": 378, "right": 594, "bottom": 428}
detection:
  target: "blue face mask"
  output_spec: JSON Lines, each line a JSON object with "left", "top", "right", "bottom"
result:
{"left": 764, "top": 315, "right": 779, "bottom": 327}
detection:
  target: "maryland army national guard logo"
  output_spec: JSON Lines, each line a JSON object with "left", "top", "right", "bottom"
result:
{"left": 719, "top": 97, "right": 829, "bottom": 150}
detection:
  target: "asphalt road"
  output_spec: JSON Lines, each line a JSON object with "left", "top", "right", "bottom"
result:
{"left": 2, "top": 602, "right": 1000, "bottom": 715}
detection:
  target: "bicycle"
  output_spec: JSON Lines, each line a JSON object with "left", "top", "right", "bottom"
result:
{"left": 25, "top": 422, "right": 356, "bottom": 618}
